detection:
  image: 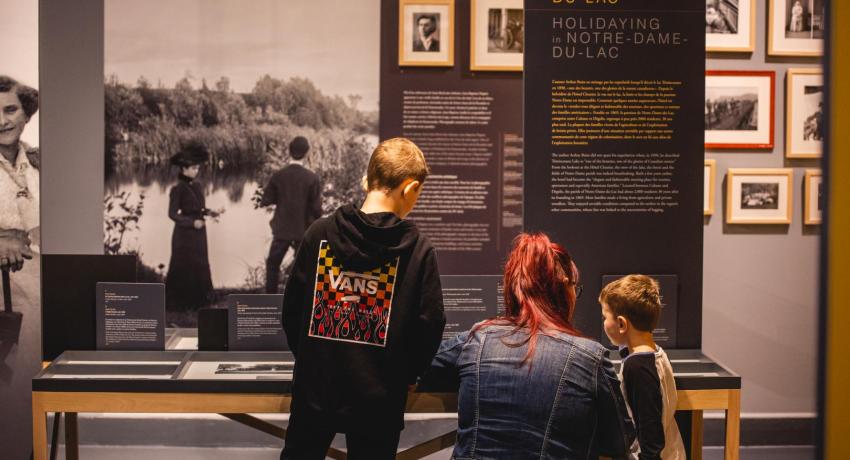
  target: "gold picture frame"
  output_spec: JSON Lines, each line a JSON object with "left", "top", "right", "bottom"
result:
{"left": 768, "top": 0, "right": 825, "bottom": 57}
{"left": 705, "top": 159, "right": 717, "bottom": 216}
{"left": 706, "top": 0, "right": 756, "bottom": 53}
{"left": 786, "top": 67, "right": 824, "bottom": 159}
{"left": 470, "top": 0, "right": 523, "bottom": 71}
{"left": 804, "top": 169, "right": 823, "bottom": 225}
{"left": 726, "top": 168, "right": 793, "bottom": 224}
{"left": 398, "top": 0, "right": 455, "bottom": 67}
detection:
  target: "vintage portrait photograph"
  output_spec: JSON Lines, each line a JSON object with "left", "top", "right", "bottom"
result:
{"left": 706, "top": 0, "right": 755, "bottom": 52}
{"left": 726, "top": 168, "right": 793, "bottom": 224}
{"left": 804, "top": 169, "right": 822, "bottom": 224}
{"left": 399, "top": 0, "right": 454, "bottom": 66}
{"left": 786, "top": 68, "right": 824, "bottom": 158}
{"left": 103, "top": 0, "right": 379, "bottom": 327}
{"left": 705, "top": 71, "right": 775, "bottom": 149}
{"left": 769, "top": 0, "right": 825, "bottom": 56}
{"left": 705, "top": 159, "right": 717, "bottom": 216}
{"left": 471, "top": 0, "right": 523, "bottom": 71}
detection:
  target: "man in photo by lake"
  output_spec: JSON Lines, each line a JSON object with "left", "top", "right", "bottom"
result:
{"left": 260, "top": 136, "right": 322, "bottom": 294}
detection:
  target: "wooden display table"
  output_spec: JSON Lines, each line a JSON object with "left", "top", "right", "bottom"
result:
{"left": 33, "top": 349, "right": 739, "bottom": 460}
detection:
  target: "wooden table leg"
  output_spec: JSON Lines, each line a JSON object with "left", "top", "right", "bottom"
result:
{"left": 724, "top": 390, "right": 741, "bottom": 460}
{"left": 50, "top": 413, "right": 61, "bottom": 460}
{"left": 64, "top": 412, "right": 78, "bottom": 460}
{"left": 31, "top": 394, "right": 48, "bottom": 460}
{"left": 690, "top": 410, "right": 703, "bottom": 460}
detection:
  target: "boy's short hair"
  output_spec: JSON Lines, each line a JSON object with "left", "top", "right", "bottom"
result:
{"left": 599, "top": 274, "right": 661, "bottom": 332}
{"left": 366, "top": 137, "right": 430, "bottom": 191}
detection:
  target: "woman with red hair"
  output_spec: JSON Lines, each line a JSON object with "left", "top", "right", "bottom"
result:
{"left": 429, "top": 233, "right": 634, "bottom": 459}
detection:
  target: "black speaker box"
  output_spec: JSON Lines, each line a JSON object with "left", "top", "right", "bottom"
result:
{"left": 198, "top": 307, "right": 228, "bottom": 351}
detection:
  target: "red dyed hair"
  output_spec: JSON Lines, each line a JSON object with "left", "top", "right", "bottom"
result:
{"left": 474, "top": 233, "right": 581, "bottom": 363}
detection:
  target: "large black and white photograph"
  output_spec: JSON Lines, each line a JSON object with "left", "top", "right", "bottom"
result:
{"left": 740, "top": 183, "right": 779, "bottom": 210}
{"left": 726, "top": 169, "right": 793, "bottom": 224}
{"left": 706, "top": 0, "right": 755, "bottom": 52}
{"left": 705, "top": 71, "right": 775, "bottom": 149}
{"left": 769, "top": 0, "right": 824, "bottom": 56}
{"left": 1, "top": 2, "right": 41, "bottom": 456}
{"left": 705, "top": 87, "right": 758, "bottom": 131}
{"left": 104, "top": 0, "right": 379, "bottom": 327}
{"left": 786, "top": 68, "right": 824, "bottom": 158}
{"left": 471, "top": 0, "right": 523, "bottom": 71}
{"left": 399, "top": 0, "right": 454, "bottom": 66}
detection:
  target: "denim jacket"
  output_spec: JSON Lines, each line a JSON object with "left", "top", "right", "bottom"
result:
{"left": 429, "top": 325, "right": 635, "bottom": 459}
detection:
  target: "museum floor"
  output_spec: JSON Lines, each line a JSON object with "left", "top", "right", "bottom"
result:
{"left": 54, "top": 445, "right": 814, "bottom": 459}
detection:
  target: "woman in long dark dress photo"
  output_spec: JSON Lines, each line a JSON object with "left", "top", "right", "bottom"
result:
{"left": 165, "top": 144, "right": 215, "bottom": 311}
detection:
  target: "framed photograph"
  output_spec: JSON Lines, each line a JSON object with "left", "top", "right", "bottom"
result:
{"left": 705, "top": 71, "right": 775, "bottom": 150}
{"left": 726, "top": 168, "right": 793, "bottom": 224}
{"left": 768, "top": 0, "right": 825, "bottom": 56}
{"left": 398, "top": 0, "right": 455, "bottom": 67}
{"left": 706, "top": 0, "right": 756, "bottom": 52}
{"left": 471, "top": 0, "right": 523, "bottom": 71}
{"left": 705, "top": 159, "right": 717, "bottom": 216}
{"left": 786, "top": 68, "right": 824, "bottom": 158}
{"left": 804, "top": 169, "right": 823, "bottom": 224}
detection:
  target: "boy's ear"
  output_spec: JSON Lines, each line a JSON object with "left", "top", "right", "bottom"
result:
{"left": 402, "top": 179, "right": 421, "bottom": 197}
{"left": 616, "top": 315, "right": 628, "bottom": 332}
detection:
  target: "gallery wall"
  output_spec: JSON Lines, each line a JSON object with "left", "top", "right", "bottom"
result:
{"left": 38, "top": 0, "right": 820, "bottom": 423}
{"left": 703, "top": 0, "right": 821, "bottom": 416}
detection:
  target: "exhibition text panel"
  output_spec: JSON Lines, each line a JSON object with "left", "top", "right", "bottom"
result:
{"left": 524, "top": 0, "right": 704, "bottom": 345}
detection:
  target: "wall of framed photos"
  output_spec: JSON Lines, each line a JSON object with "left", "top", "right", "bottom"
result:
{"left": 703, "top": 0, "right": 822, "bottom": 416}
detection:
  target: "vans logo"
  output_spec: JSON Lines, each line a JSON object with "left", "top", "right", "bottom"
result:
{"left": 308, "top": 240, "right": 399, "bottom": 347}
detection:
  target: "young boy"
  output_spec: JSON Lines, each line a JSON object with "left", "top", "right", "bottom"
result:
{"left": 599, "top": 275, "right": 686, "bottom": 460}
{"left": 281, "top": 137, "right": 446, "bottom": 460}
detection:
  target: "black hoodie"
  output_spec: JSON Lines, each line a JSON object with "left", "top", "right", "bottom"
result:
{"left": 282, "top": 204, "right": 446, "bottom": 430}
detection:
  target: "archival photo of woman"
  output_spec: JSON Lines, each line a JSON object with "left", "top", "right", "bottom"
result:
{"left": 164, "top": 144, "right": 216, "bottom": 311}
{"left": 0, "top": 2, "right": 41, "bottom": 456}
{"left": 103, "top": 0, "right": 379, "bottom": 326}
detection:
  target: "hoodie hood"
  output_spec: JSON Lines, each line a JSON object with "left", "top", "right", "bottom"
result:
{"left": 327, "top": 204, "right": 420, "bottom": 271}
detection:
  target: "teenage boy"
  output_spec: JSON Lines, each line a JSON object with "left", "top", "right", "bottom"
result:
{"left": 260, "top": 136, "right": 322, "bottom": 294}
{"left": 599, "top": 275, "right": 686, "bottom": 460}
{"left": 280, "top": 137, "right": 446, "bottom": 460}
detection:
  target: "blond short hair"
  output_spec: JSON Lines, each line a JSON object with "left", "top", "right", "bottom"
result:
{"left": 366, "top": 138, "right": 430, "bottom": 191}
{"left": 599, "top": 274, "right": 662, "bottom": 332}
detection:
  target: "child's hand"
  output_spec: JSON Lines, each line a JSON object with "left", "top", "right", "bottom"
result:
{"left": 193, "top": 219, "right": 205, "bottom": 229}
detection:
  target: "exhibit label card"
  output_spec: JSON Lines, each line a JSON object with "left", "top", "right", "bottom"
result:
{"left": 441, "top": 275, "right": 504, "bottom": 339}
{"left": 227, "top": 294, "right": 286, "bottom": 351}
{"left": 524, "top": 0, "right": 704, "bottom": 347}
{"left": 96, "top": 282, "right": 165, "bottom": 350}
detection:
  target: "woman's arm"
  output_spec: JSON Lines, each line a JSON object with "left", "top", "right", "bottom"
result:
{"left": 595, "top": 351, "right": 636, "bottom": 458}
{"left": 168, "top": 186, "right": 195, "bottom": 227}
